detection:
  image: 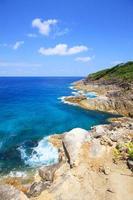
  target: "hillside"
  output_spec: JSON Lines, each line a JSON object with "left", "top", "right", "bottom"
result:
{"left": 64, "top": 61, "right": 133, "bottom": 117}
{"left": 86, "top": 61, "right": 133, "bottom": 84}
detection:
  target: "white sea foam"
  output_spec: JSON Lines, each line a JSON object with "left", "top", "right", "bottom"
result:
{"left": 58, "top": 96, "right": 66, "bottom": 101}
{"left": 69, "top": 86, "right": 77, "bottom": 91}
{"left": 69, "top": 86, "right": 74, "bottom": 90}
{"left": 8, "top": 171, "right": 27, "bottom": 178}
{"left": 59, "top": 96, "right": 78, "bottom": 106}
{"left": 71, "top": 90, "right": 84, "bottom": 96}
{"left": 71, "top": 91, "right": 79, "bottom": 96}
{"left": 58, "top": 84, "right": 83, "bottom": 106}
{"left": 18, "top": 136, "right": 59, "bottom": 168}
{"left": 63, "top": 101, "right": 78, "bottom": 106}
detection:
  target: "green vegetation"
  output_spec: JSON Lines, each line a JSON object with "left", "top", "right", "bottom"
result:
{"left": 87, "top": 61, "right": 133, "bottom": 83}
{"left": 113, "top": 142, "right": 133, "bottom": 161}
{"left": 126, "top": 142, "right": 133, "bottom": 160}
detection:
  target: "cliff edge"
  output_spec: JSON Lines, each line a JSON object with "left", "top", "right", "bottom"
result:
{"left": 65, "top": 61, "right": 133, "bottom": 117}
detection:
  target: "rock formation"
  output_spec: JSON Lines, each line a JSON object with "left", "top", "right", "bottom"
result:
{"left": 0, "top": 184, "right": 28, "bottom": 200}
{"left": 28, "top": 118, "right": 132, "bottom": 200}
{"left": 0, "top": 118, "right": 132, "bottom": 200}
{"left": 64, "top": 80, "right": 133, "bottom": 117}
{"left": 1, "top": 62, "right": 133, "bottom": 200}
{"left": 65, "top": 62, "right": 133, "bottom": 117}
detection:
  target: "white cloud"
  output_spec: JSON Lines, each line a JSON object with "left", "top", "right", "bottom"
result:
{"left": 27, "top": 33, "right": 37, "bottom": 38}
{"left": 75, "top": 56, "right": 94, "bottom": 62}
{"left": 39, "top": 44, "right": 88, "bottom": 56}
{"left": 32, "top": 18, "right": 58, "bottom": 36}
{"left": 0, "top": 61, "right": 42, "bottom": 67}
{"left": 13, "top": 41, "right": 24, "bottom": 50}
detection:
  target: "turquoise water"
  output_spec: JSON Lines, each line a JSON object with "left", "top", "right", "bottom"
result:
{"left": 0, "top": 77, "right": 116, "bottom": 173}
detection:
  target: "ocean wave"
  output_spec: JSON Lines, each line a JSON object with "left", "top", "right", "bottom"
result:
{"left": 18, "top": 136, "right": 59, "bottom": 168}
{"left": 71, "top": 90, "right": 84, "bottom": 96}
{"left": 58, "top": 96, "right": 78, "bottom": 106}
{"left": 57, "top": 96, "right": 66, "bottom": 101}
{"left": 8, "top": 171, "right": 28, "bottom": 178}
{"left": 58, "top": 84, "right": 97, "bottom": 106}
{"left": 69, "top": 84, "right": 97, "bottom": 98}
{"left": 69, "top": 86, "right": 77, "bottom": 91}
{"left": 71, "top": 91, "right": 79, "bottom": 96}
{"left": 69, "top": 86, "right": 74, "bottom": 90}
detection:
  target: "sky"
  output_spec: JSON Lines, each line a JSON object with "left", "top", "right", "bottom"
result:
{"left": 0, "top": 0, "right": 133, "bottom": 76}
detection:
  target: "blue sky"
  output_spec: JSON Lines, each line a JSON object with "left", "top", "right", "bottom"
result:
{"left": 0, "top": 0, "right": 133, "bottom": 76}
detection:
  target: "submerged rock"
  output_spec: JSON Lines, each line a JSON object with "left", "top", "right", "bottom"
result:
{"left": 64, "top": 95, "right": 86, "bottom": 104}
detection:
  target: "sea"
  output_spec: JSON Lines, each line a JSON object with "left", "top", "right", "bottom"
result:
{"left": 0, "top": 77, "right": 116, "bottom": 175}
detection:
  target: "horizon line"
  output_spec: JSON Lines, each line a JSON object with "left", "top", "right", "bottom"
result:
{"left": 0, "top": 75, "right": 85, "bottom": 78}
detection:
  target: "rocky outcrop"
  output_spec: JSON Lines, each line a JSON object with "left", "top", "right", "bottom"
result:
{"left": 65, "top": 80, "right": 133, "bottom": 117}
{"left": 29, "top": 117, "right": 133, "bottom": 200}
{"left": 27, "top": 181, "right": 51, "bottom": 197}
{"left": 0, "top": 184, "right": 29, "bottom": 200}
{"left": 62, "top": 128, "right": 90, "bottom": 167}
{"left": 1, "top": 118, "right": 132, "bottom": 200}
{"left": 39, "top": 164, "right": 61, "bottom": 181}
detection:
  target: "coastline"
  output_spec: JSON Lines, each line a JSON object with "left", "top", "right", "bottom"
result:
{"left": 64, "top": 80, "right": 133, "bottom": 117}
{"left": 4, "top": 116, "right": 131, "bottom": 200}
{"left": 0, "top": 79, "right": 133, "bottom": 200}
{"left": 0, "top": 80, "right": 116, "bottom": 179}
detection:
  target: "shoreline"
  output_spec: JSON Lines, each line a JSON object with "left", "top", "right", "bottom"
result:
{"left": 64, "top": 80, "right": 133, "bottom": 117}
{"left": 0, "top": 80, "right": 133, "bottom": 200}
{"left": 0, "top": 81, "right": 128, "bottom": 179}
{"left": 1, "top": 116, "right": 131, "bottom": 200}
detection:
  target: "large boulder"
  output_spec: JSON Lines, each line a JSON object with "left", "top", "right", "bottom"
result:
{"left": 64, "top": 95, "right": 86, "bottom": 104}
{"left": 91, "top": 125, "right": 108, "bottom": 138}
{"left": 89, "top": 139, "right": 106, "bottom": 158}
{"left": 39, "top": 163, "right": 60, "bottom": 181}
{"left": 27, "top": 181, "right": 50, "bottom": 197}
{"left": 0, "top": 184, "right": 28, "bottom": 200}
{"left": 62, "top": 128, "right": 89, "bottom": 167}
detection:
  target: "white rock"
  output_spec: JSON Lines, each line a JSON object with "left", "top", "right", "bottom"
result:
{"left": 89, "top": 139, "right": 106, "bottom": 158}
{"left": 92, "top": 125, "right": 107, "bottom": 138}
{"left": 63, "top": 128, "right": 88, "bottom": 167}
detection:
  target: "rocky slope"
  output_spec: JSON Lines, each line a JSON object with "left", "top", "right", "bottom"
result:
{"left": 0, "top": 117, "right": 132, "bottom": 200}
{"left": 65, "top": 61, "right": 133, "bottom": 117}
{"left": 30, "top": 117, "right": 133, "bottom": 200}
{"left": 0, "top": 62, "right": 133, "bottom": 200}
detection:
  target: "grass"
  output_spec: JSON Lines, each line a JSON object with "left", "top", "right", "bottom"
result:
{"left": 113, "top": 142, "right": 133, "bottom": 161}
{"left": 87, "top": 61, "right": 133, "bottom": 83}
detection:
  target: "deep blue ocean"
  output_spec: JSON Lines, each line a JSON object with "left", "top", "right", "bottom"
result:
{"left": 0, "top": 77, "right": 116, "bottom": 174}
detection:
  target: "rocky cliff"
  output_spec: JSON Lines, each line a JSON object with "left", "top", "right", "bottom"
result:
{"left": 0, "top": 117, "right": 132, "bottom": 200}
{"left": 65, "top": 61, "right": 133, "bottom": 117}
{"left": 0, "top": 62, "right": 133, "bottom": 200}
